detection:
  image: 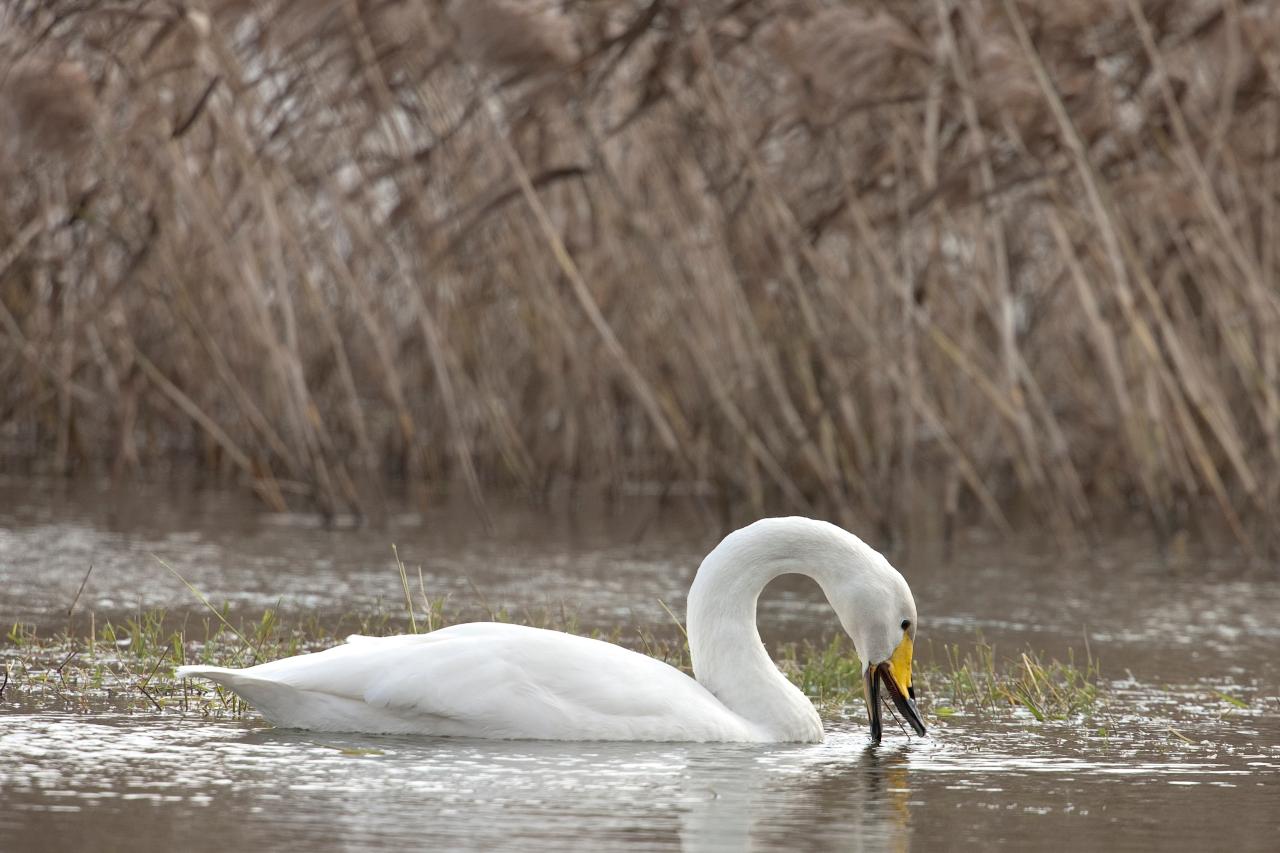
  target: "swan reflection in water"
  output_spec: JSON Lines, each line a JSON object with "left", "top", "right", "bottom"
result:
{"left": 223, "top": 725, "right": 915, "bottom": 851}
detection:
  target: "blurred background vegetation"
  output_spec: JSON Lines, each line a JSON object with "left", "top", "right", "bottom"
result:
{"left": 2, "top": 0, "right": 1278, "bottom": 548}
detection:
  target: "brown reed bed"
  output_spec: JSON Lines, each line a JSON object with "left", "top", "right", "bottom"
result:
{"left": 1, "top": 1, "right": 1278, "bottom": 548}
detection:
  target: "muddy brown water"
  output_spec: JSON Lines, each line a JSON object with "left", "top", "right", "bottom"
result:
{"left": 2, "top": 480, "right": 1278, "bottom": 851}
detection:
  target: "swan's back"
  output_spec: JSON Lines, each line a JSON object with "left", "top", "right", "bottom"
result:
{"left": 179, "top": 623, "right": 762, "bottom": 741}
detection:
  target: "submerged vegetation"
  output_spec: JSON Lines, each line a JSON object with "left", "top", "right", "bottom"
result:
{"left": 4, "top": 1, "right": 1280, "bottom": 547}
{"left": 2, "top": 600, "right": 1103, "bottom": 728}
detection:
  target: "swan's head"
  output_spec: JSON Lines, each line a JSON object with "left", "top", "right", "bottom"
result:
{"left": 818, "top": 531, "right": 927, "bottom": 745}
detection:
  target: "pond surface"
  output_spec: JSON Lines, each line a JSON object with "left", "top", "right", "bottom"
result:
{"left": 2, "top": 479, "right": 1278, "bottom": 851}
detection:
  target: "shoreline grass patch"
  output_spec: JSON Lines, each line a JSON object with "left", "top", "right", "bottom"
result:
{"left": 2, "top": 606, "right": 1103, "bottom": 729}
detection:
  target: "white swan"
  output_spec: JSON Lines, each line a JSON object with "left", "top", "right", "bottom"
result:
{"left": 178, "top": 517, "right": 926, "bottom": 743}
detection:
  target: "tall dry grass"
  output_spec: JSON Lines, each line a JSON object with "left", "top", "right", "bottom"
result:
{"left": 1, "top": 0, "right": 1278, "bottom": 547}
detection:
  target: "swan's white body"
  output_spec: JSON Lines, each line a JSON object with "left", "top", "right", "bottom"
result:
{"left": 178, "top": 517, "right": 919, "bottom": 742}
{"left": 183, "top": 624, "right": 761, "bottom": 740}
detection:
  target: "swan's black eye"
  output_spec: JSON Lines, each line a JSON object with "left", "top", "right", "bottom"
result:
{"left": 901, "top": 619, "right": 911, "bottom": 631}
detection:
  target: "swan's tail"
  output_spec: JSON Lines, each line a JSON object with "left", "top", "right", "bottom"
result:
{"left": 176, "top": 664, "right": 242, "bottom": 684}
{"left": 177, "top": 665, "right": 308, "bottom": 725}
{"left": 177, "top": 663, "right": 416, "bottom": 733}
{"left": 177, "top": 665, "right": 280, "bottom": 712}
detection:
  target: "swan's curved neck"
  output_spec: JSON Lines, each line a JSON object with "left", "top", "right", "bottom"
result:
{"left": 685, "top": 524, "right": 849, "bottom": 740}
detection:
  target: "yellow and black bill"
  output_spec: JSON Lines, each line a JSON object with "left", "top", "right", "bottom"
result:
{"left": 864, "top": 635, "right": 927, "bottom": 744}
